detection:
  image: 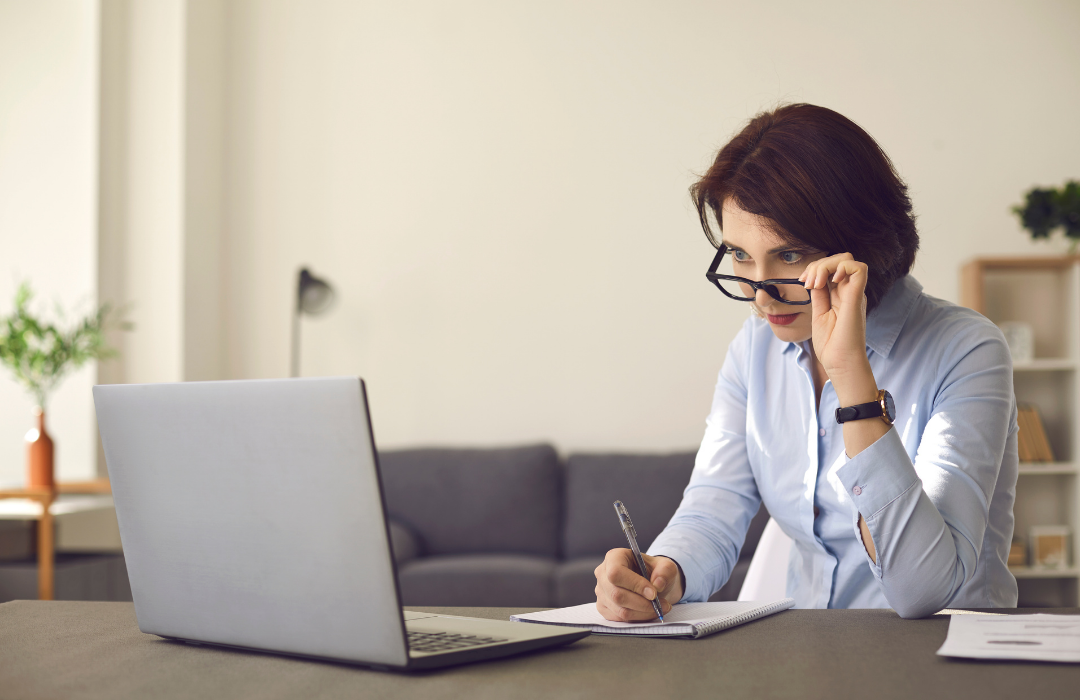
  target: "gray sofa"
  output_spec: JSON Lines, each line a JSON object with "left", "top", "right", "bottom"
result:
{"left": 379, "top": 444, "right": 770, "bottom": 608}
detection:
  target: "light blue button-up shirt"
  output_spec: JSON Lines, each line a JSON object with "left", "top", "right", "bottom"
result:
{"left": 648, "top": 275, "right": 1019, "bottom": 618}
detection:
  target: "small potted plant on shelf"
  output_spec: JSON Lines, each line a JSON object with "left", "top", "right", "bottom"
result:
{"left": 1013, "top": 180, "right": 1080, "bottom": 252}
{"left": 0, "top": 283, "right": 128, "bottom": 489}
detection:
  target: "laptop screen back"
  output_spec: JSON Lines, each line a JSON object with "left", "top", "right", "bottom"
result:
{"left": 93, "top": 377, "right": 409, "bottom": 667}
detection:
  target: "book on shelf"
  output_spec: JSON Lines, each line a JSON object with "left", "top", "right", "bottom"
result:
{"left": 1017, "top": 407, "right": 1036, "bottom": 461}
{"left": 1008, "top": 539, "right": 1027, "bottom": 567}
{"left": 1016, "top": 404, "right": 1055, "bottom": 463}
{"left": 1030, "top": 526, "right": 1071, "bottom": 569}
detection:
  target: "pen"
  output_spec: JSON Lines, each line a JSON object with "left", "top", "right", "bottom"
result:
{"left": 613, "top": 500, "right": 664, "bottom": 622}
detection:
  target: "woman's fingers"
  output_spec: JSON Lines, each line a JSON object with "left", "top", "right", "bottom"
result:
{"left": 607, "top": 563, "right": 659, "bottom": 604}
{"left": 798, "top": 253, "right": 852, "bottom": 285}
{"left": 644, "top": 554, "right": 682, "bottom": 603}
{"left": 799, "top": 252, "right": 857, "bottom": 290}
{"left": 594, "top": 582, "right": 663, "bottom": 621}
{"left": 595, "top": 598, "right": 663, "bottom": 623}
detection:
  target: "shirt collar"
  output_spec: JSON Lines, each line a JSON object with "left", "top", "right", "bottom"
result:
{"left": 781, "top": 275, "right": 923, "bottom": 359}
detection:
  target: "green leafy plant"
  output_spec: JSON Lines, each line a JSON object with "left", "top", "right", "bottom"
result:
{"left": 1059, "top": 181, "right": 1080, "bottom": 239}
{"left": 0, "top": 282, "right": 129, "bottom": 408}
{"left": 1013, "top": 180, "right": 1080, "bottom": 252}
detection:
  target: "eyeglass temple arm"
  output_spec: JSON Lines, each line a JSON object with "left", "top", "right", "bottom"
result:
{"left": 706, "top": 245, "right": 727, "bottom": 276}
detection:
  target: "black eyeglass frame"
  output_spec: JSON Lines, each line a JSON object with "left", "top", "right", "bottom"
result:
{"left": 705, "top": 244, "right": 812, "bottom": 305}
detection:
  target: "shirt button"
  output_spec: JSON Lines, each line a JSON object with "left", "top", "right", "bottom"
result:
{"left": 852, "top": 486, "right": 862, "bottom": 496}
{"left": 819, "top": 428, "right": 826, "bottom": 437}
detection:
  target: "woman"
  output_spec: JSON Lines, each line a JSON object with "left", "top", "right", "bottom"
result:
{"left": 594, "top": 104, "right": 1018, "bottom": 620}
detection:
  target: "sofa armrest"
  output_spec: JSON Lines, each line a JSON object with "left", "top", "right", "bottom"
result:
{"left": 388, "top": 519, "right": 422, "bottom": 565}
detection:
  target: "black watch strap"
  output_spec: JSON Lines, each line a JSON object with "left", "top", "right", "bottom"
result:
{"left": 835, "top": 401, "right": 884, "bottom": 424}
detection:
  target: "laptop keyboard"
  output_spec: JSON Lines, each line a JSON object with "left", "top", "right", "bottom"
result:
{"left": 407, "top": 630, "right": 509, "bottom": 654}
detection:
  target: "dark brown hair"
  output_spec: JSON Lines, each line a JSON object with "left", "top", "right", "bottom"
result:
{"left": 690, "top": 103, "right": 919, "bottom": 311}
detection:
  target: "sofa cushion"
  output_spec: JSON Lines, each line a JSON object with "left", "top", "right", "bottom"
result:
{"left": 396, "top": 554, "right": 556, "bottom": 607}
{"left": 562, "top": 451, "right": 696, "bottom": 558}
{"left": 555, "top": 508, "right": 769, "bottom": 607}
{"left": 553, "top": 556, "right": 604, "bottom": 608}
{"left": 379, "top": 445, "right": 561, "bottom": 557}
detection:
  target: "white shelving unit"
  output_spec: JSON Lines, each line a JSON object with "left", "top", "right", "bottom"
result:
{"left": 962, "top": 256, "right": 1080, "bottom": 607}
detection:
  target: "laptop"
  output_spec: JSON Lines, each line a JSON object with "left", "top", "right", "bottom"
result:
{"left": 93, "top": 377, "right": 589, "bottom": 670}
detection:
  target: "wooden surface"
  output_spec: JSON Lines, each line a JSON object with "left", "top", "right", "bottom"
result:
{"left": 959, "top": 255, "right": 1079, "bottom": 313}
{"left": 0, "top": 479, "right": 111, "bottom": 600}
{"left": 56, "top": 479, "right": 113, "bottom": 494}
{"left": 1, "top": 602, "right": 1078, "bottom": 700}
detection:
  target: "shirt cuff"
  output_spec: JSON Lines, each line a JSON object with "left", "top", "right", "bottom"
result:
{"left": 835, "top": 426, "right": 920, "bottom": 520}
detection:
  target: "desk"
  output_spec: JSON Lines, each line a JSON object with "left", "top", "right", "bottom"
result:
{"left": 1, "top": 602, "right": 1077, "bottom": 700}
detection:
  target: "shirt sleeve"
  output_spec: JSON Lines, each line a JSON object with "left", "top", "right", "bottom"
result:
{"left": 647, "top": 320, "right": 762, "bottom": 603}
{"left": 835, "top": 320, "right": 1016, "bottom": 619}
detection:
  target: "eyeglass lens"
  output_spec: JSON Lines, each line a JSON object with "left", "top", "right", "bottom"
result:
{"left": 714, "top": 251, "right": 810, "bottom": 304}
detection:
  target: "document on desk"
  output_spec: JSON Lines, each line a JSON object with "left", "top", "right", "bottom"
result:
{"left": 936, "top": 614, "right": 1080, "bottom": 663}
{"left": 510, "top": 599, "right": 795, "bottom": 639}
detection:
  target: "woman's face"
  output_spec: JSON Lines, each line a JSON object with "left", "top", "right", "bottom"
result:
{"left": 720, "top": 199, "right": 825, "bottom": 344}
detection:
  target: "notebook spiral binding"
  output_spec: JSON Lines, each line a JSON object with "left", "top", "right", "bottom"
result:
{"left": 691, "top": 598, "right": 795, "bottom": 638}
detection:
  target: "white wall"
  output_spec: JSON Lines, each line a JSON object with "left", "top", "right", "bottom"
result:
{"left": 97, "top": 0, "right": 226, "bottom": 390}
{"left": 99, "top": 0, "right": 186, "bottom": 390}
{"left": 219, "top": 0, "right": 1080, "bottom": 451}
{"left": 0, "top": 0, "right": 99, "bottom": 485}
{"left": 3, "top": 0, "right": 1079, "bottom": 485}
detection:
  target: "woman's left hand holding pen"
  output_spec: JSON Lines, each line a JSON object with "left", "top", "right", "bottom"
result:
{"left": 594, "top": 550, "right": 680, "bottom": 622}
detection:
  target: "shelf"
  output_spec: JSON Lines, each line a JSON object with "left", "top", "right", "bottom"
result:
{"left": 1018, "top": 463, "right": 1079, "bottom": 475}
{"left": 966, "top": 256, "right": 1080, "bottom": 271}
{"left": 0, "top": 495, "right": 114, "bottom": 520}
{"left": 965, "top": 256, "right": 1080, "bottom": 607}
{"left": 1009, "top": 566, "right": 1080, "bottom": 579}
{"left": 1013, "top": 359, "right": 1076, "bottom": 371}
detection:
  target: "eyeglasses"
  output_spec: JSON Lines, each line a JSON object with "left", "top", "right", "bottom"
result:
{"left": 705, "top": 244, "right": 811, "bottom": 305}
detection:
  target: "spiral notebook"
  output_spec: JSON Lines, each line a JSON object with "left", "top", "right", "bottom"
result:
{"left": 510, "top": 598, "right": 795, "bottom": 639}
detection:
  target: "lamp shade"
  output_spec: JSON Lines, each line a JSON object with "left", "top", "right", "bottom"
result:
{"left": 297, "top": 268, "right": 335, "bottom": 315}
{"left": 291, "top": 267, "right": 336, "bottom": 377}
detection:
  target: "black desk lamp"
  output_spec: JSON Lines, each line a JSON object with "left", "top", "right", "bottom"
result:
{"left": 290, "top": 267, "right": 336, "bottom": 377}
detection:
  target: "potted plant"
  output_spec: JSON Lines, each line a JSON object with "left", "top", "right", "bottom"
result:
{"left": 1013, "top": 180, "right": 1080, "bottom": 252}
{"left": 0, "top": 283, "right": 128, "bottom": 488}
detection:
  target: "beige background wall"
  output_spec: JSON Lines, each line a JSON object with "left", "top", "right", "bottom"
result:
{"left": 217, "top": 0, "right": 1080, "bottom": 451}
{"left": 0, "top": 0, "right": 99, "bottom": 484}
{"left": 1, "top": 0, "right": 1078, "bottom": 485}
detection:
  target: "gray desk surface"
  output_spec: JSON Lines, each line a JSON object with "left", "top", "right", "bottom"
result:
{"left": 1, "top": 601, "right": 1078, "bottom": 700}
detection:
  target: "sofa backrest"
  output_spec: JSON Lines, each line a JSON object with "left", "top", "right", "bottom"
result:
{"left": 378, "top": 444, "right": 561, "bottom": 558}
{"left": 562, "top": 452, "right": 697, "bottom": 558}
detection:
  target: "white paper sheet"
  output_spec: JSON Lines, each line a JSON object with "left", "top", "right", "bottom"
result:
{"left": 936, "top": 613, "right": 1080, "bottom": 662}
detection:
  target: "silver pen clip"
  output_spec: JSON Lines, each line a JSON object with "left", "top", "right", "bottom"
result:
{"left": 614, "top": 500, "right": 638, "bottom": 539}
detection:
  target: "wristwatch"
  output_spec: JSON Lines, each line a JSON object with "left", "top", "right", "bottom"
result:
{"left": 835, "top": 389, "right": 895, "bottom": 425}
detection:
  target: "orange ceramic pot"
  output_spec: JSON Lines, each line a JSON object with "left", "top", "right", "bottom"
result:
{"left": 26, "top": 406, "right": 54, "bottom": 489}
